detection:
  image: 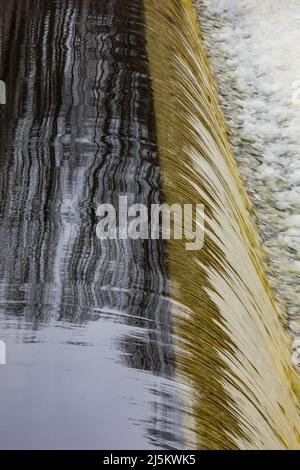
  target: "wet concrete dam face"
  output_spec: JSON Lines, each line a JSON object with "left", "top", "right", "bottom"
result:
{"left": 0, "top": 0, "right": 181, "bottom": 450}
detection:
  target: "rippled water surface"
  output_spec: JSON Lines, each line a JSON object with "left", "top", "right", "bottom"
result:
{"left": 0, "top": 0, "right": 181, "bottom": 449}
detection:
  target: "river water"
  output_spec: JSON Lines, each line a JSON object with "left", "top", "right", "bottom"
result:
{"left": 2, "top": 0, "right": 300, "bottom": 451}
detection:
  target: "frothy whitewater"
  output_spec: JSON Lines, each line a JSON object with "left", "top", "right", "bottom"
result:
{"left": 195, "top": 0, "right": 300, "bottom": 339}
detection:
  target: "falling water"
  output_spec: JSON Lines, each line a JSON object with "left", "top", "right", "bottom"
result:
{"left": 145, "top": 0, "right": 300, "bottom": 449}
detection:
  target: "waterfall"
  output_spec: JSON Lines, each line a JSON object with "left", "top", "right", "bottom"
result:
{"left": 144, "top": 0, "right": 300, "bottom": 449}
{"left": 0, "top": 0, "right": 299, "bottom": 450}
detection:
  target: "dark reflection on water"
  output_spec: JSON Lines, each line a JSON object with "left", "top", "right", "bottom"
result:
{"left": 0, "top": 0, "right": 182, "bottom": 449}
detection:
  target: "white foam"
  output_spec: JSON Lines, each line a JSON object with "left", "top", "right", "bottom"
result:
{"left": 195, "top": 0, "right": 300, "bottom": 330}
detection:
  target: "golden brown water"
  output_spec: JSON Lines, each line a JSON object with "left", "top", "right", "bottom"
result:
{"left": 144, "top": 0, "right": 300, "bottom": 449}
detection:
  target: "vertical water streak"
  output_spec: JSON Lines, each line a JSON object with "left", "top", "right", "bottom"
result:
{"left": 145, "top": 0, "right": 300, "bottom": 449}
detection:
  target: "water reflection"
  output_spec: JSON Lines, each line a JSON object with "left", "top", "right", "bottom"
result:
{"left": 0, "top": 318, "right": 180, "bottom": 449}
{"left": 0, "top": 0, "right": 181, "bottom": 449}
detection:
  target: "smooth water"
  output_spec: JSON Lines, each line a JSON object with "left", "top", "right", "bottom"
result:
{"left": 0, "top": 0, "right": 181, "bottom": 450}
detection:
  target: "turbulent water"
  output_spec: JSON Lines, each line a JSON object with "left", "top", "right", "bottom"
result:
{"left": 196, "top": 0, "right": 300, "bottom": 341}
{"left": 0, "top": 0, "right": 182, "bottom": 450}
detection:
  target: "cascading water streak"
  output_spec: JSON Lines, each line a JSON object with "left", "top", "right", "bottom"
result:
{"left": 144, "top": 0, "right": 300, "bottom": 449}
